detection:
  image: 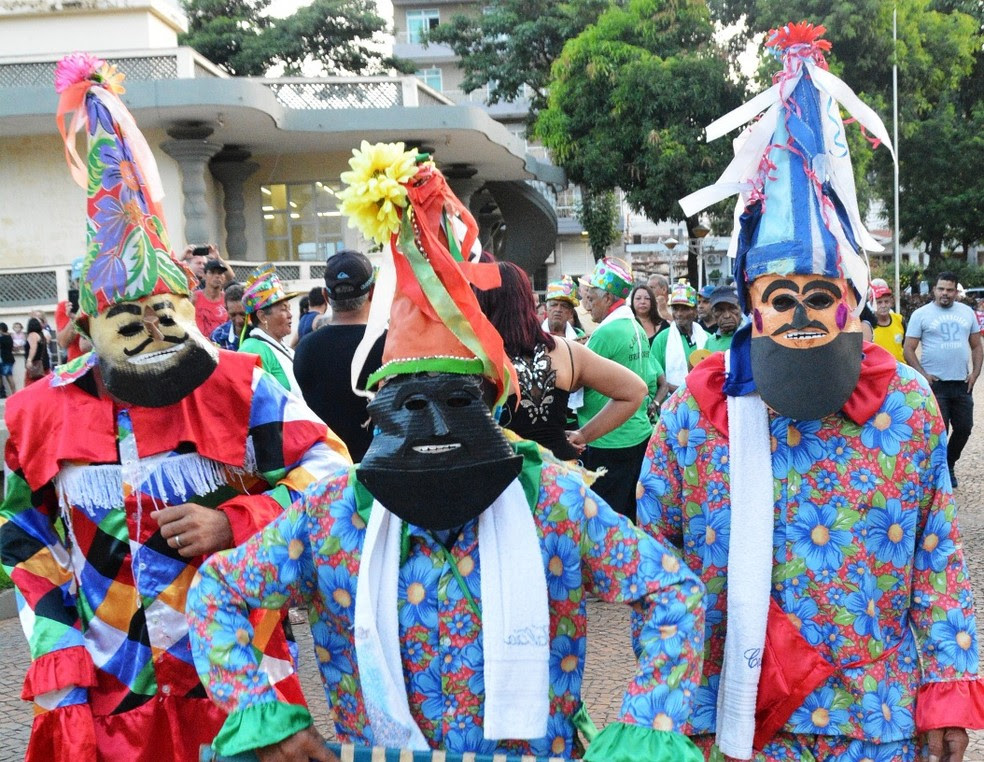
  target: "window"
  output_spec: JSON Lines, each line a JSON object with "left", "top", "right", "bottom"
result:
{"left": 407, "top": 9, "right": 439, "bottom": 44}
{"left": 416, "top": 67, "right": 443, "bottom": 92}
{"left": 261, "top": 181, "right": 345, "bottom": 262}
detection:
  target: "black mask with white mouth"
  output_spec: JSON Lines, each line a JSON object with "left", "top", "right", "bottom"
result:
{"left": 358, "top": 372, "right": 522, "bottom": 530}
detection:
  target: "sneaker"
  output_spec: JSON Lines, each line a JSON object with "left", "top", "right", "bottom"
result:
{"left": 949, "top": 468, "right": 958, "bottom": 488}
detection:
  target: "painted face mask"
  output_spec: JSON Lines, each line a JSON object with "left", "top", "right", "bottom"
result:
{"left": 88, "top": 293, "right": 218, "bottom": 407}
{"left": 359, "top": 372, "right": 522, "bottom": 530}
{"left": 748, "top": 273, "right": 862, "bottom": 420}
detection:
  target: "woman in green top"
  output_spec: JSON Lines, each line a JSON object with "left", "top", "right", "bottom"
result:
{"left": 239, "top": 263, "right": 303, "bottom": 394}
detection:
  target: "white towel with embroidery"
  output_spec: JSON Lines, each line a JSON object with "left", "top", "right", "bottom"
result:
{"left": 715, "top": 351, "right": 774, "bottom": 759}
{"left": 479, "top": 478, "right": 550, "bottom": 740}
{"left": 664, "top": 321, "right": 708, "bottom": 387}
{"left": 354, "top": 477, "right": 549, "bottom": 747}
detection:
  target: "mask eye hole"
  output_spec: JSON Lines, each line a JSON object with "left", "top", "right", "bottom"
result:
{"left": 804, "top": 292, "right": 835, "bottom": 310}
{"left": 445, "top": 394, "right": 472, "bottom": 409}
{"left": 158, "top": 315, "right": 176, "bottom": 327}
{"left": 404, "top": 396, "right": 428, "bottom": 411}
{"left": 770, "top": 294, "right": 798, "bottom": 312}
{"left": 118, "top": 322, "right": 143, "bottom": 338}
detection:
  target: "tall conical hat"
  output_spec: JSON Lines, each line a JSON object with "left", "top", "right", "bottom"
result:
{"left": 54, "top": 53, "right": 195, "bottom": 323}
{"left": 678, "top": 22, "right": 895, "bottom": 311}
{"left": 337, "top": 141, "right": 513, "bottom": 405}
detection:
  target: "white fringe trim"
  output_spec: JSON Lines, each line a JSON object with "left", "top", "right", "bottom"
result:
{"left": 55, "top": 444, "right": 258, "bottom": 516}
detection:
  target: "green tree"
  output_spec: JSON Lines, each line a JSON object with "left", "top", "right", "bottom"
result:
{"left": 535, "top": 0, "right": 747, "bottom": 284}
{"left": 576, "top": 188, "right": 620, "bottom": 260}
{"left": 425, "top": 0, "right": 613, "bottom": 119}
{"left": 180, "top": 0, "right": 413, "bottom": 77}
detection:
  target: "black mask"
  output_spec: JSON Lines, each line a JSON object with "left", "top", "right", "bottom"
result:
{"left": 751, "top": 332, "right": 863, "bottom": 420}
{"left": 359, "top": 373, "right": 522, "bottom": 530}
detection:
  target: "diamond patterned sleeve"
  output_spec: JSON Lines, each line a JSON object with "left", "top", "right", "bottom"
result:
{"left": 0, "top": 462, "right": 94, "bottom": 700}
{"left": 187, "top": 501, "right": 319, "bottom": 751}
{"left": 219, "top": 368, "right": 352, "bottom": 542}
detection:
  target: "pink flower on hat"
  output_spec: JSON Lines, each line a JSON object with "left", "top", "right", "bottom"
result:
{"left": 54, "top": 52, "right": 105, "bottom": 93}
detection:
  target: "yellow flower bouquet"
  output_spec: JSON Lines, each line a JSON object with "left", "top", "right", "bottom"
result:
{"left": 337, "top": 141, "right": 422, "bottom": 245}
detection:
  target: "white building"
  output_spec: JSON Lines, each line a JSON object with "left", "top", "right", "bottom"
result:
{"left": 0, "top": 0, "right": 564, "bottom": 313}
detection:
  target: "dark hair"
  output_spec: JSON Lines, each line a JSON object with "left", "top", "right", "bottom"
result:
{"left": 475, "top": 261, "right": 555, "bottom": 357}
{"left": 26, "top": 317, "right": 43, "bottom": 335}
{"left": 630, "top": 284, "right": 660, "bottom": 324}
{"left": 937, "top": 271, "right": 958, "bottom": 286}
{"left": 308, "top": 286, "right": 327, "bottom": 308}
{"left": 299, "top": 296, "right": 310, "bottom": 315}
{"left": 0, "top": 323, "right": 7, "bottom": 332}
{"left": 224, "top": 283, "right": 244, "bottom": 305}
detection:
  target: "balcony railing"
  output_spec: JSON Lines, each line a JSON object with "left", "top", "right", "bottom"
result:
{"left": 0, "top": 47, "right": 225, "bottom": 87}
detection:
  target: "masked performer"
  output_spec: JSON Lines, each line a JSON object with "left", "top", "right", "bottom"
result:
{"left": 187, "top": 142, "right": 705, "bottom": 762}
{"left": 0, "top": 54, "right": 351, "bottom": 761}
{"left": 638, "top": 23, "right": 984, "bottom": 762}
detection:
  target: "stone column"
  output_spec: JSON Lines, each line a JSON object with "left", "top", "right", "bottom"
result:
{"left": 210, "top": 146, "right": 259, "bottom": 260}
{"left": 161, "top": 123, "right": 221, "bottom": 246}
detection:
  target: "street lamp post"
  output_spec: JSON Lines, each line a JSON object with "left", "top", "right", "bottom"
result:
{"left": 691, "top": 223, "right": 711, "bottom": 289}
{"left": 663, "top": 237, "right": 679, "bottom": 281}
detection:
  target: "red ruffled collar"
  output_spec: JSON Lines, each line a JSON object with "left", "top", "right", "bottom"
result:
{"left": 687, "top": 342, "right": 898, "bottom": 437}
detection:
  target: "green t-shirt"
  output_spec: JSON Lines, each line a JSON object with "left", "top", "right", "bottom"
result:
{"left": 650, "top": 327, "right": 703, "bottom": 376}
{"left": 578, "top": 315, "right": 655, "bottom": 449}
{"left": 239, "top": 335, "right": 291, "bottom": 391}
{"left": 705, "top": 331, "right": 735, "bottom": 353}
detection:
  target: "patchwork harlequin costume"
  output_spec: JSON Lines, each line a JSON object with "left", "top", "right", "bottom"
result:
{"left": 188, "top": 143, "right": 706, "bottom": 761}
{"left": 641, "top": 22, "right": 984, "bottom": 761}
{"left": 0, "top": 54, "right": 351, "bottom": 761}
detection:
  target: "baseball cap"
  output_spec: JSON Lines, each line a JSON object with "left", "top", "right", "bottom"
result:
{"left": 203, "top": 258, "right": 227, "bottom": 273}
{"left": 324, "top": 250, "right": 375, "bottom": 299}
{"left": 709, "top": 285, "right": 740, "bottom": 308}
{"left": 698, "top": 284, "right": 716, "bottom": 300}
{"left": 872, "top": 284, "right": 892, "bottom": 300}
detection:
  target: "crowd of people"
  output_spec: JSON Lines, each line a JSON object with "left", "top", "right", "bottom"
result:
{"left": 4, "top": 26, "right": 984, "bottom": 762}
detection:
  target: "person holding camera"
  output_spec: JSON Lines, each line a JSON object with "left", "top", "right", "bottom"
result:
{"left": 55, "top": 257, "right": 91, "bottom": 363}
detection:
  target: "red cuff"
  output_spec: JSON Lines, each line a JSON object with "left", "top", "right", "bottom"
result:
{"left": 218, "top": 493, "right": 284, "bottom": 546}
{"left": 25, "top": 702, "right": 97, "bottom": 761}
{"left": 22, "top": 647, "right": 96, "bottom": 701}
{"left": 916, "top": 680, "right": 984, "bottom": 731}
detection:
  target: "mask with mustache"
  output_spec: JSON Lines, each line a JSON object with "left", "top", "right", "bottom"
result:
{"left": 87, "top": 294, "right": 218, "bottom": 407}
{"left": 748, "top": 274, "right": 863, "bottom": 420}
{"left": 358, "top": 373, "right": 522, "bottom": 530}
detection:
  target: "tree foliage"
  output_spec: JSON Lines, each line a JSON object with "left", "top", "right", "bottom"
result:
{"left": 576, "top": 188, "right": 620, "bottom": 260}
{"left": 180, "top": 0, "right": 413, "bottom": 77}
{"left": 535, "top": 0, "right": 747, "bottom": 283}
{"left": 425, "top": 0, "right": 613, "bottom": 119}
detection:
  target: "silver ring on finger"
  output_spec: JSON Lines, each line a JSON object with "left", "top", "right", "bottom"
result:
{"left": 175, "top": 534, "right": 182, "bottom": 548}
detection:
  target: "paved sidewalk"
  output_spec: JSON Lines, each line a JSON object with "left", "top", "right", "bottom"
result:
{"left": 4, "top": 385, "right": 984, "bottom": 760}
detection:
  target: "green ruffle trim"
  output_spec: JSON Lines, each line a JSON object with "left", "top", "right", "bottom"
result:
{"left": 366, "top": 356, "right": 485, "bottom": 389}
{"left": 211, "top": 701, "right": 313, "bottom": 757}
{"left": 583, "top": 722, "right": 702, "bottom": 762}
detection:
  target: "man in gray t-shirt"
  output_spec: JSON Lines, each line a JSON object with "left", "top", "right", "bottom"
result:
{"left": 904, "top": 271, "right": 983, "bottom": 486}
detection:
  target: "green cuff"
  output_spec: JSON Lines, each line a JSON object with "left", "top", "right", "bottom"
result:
{"left": 212, "top": 701, "right": 313, "bottom": 757}
{"left": 583, "top": 722, "right": 701, "bottom": 762}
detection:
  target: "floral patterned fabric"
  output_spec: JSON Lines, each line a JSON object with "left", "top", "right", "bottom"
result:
{"left": 189, "top": 447, "right": 706, "bottom": 758}
{"left": 638, "top": 357, "right": 984, "bottom": 749}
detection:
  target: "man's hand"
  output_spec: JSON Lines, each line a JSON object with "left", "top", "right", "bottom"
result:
{"left": 256, "top": 727, "right": 335, "bottom": 762}
{"left": 925, "top": 727, "right": 969, "bottom": 762}
{"left": 565, "top": 429, "right": 588, "bottom": 455}
{"left": 151, "top": 503, "right": 233, "bottom": 558}
{"left": 967, "top": 372, "right": 978, "bottom": 394}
